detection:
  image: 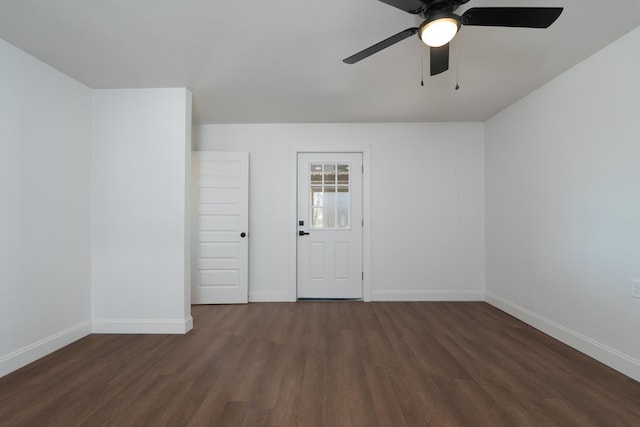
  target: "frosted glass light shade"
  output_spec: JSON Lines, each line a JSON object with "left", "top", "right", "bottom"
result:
{"left": 420, "top": 17, "right": 459, "bottom": 47}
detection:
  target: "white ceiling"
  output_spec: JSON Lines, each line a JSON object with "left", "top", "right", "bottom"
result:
{"left": 1, "top": 0, "right": 639, "bottom": 124}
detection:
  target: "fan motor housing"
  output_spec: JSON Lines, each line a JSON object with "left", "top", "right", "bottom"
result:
{"left": 421, "top": 0, "right": 470, "bottom": 18}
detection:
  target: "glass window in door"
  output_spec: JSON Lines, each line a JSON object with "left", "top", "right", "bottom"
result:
{"left": 310, "top": 163, "right": 350, "bottom": 230}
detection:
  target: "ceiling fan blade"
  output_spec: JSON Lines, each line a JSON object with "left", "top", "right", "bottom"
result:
{"left": 378, "top": 0, "right": 425, "bottom": 14}
{"left": 462, "top": 7, "right": 563, "bottom": 28}
{"left": 343, "top": 28, "right": 418, "bottom": 64}
{"left": 430, "top": 44, "right": 449, "bottom": 76}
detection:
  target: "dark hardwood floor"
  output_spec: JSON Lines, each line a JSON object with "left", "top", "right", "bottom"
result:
{"left": 1, "top": 302, "right": 639, "bottom": 426}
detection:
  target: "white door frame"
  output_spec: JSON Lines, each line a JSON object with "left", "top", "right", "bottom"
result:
{"left": 288, "top": 145, "right": 372, "bottom": 301}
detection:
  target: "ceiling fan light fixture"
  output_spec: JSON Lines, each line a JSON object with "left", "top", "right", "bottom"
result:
{"left": 420, "top": 14, "right": 460, "bottom": 47}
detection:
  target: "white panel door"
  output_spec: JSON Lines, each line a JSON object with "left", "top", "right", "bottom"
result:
{"left": 297, "top": 153, "right": 363, "bottom": 299}
{"left": 192, "top": 152, "right": 249, "bottom": 304}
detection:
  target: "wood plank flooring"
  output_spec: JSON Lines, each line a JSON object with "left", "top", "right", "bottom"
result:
{"left": 1, "top": 302, "right": 639, "bottom": 426}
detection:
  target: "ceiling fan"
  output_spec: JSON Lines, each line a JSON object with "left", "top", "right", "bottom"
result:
{"left": 343, "top": 0, "right": 563, "bottom": 77}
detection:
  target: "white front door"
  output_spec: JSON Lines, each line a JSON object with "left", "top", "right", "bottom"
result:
{"left": 192, "top": 151, "right": 249, "bottom": 304}
{"left": 297, "top": 153, "right": 363, "bottom": 299}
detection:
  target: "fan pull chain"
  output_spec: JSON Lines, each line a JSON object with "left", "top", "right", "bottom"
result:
{"left": 420, "top": 41, "right": 425, "bottom": 87}
{"left": 455, "top": 36, "right": 460, "bottom": 91}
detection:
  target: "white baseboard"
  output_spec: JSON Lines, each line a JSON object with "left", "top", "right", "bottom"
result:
{"left": 92, "top": 316, "right": 193, "bottom": 334}
{"left": 249, "top": 291, "right": 291, "bottom": 302}
{"left": 370, "top": 290, "right": 484, "bottom": 301}
{"left": 485, "top": 292, "right": 640, "bottom": 382}
{"left": 0, "top": 320, "right": 92, "bottom": 378}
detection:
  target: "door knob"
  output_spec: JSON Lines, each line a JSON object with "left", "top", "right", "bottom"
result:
{"left": 298, "top": 231, "right": 310, "bottom": 236}
{"left": 240, "top": 232, "right": 246, "bottom": 238}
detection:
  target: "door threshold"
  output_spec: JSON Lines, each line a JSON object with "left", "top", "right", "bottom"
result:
{"left": 297, "top": 298, "right": 363, "bottom": 302}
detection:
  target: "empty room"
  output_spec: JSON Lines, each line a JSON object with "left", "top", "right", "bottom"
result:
{"left": 1, "top": 0, "right": 639, "bottom": 425}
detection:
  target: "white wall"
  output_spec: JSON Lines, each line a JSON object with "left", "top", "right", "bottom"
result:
{"left": 485, "top": 27, "right": 640, "bottom": 381}
{"left": 92, "top": 88, "right": 193, "bottom": 333}
{"left": 195, "top": 123, "right": 485, "bottom": 302}
{"left": 0, "top": 39, "right": 92, "bottom": 377}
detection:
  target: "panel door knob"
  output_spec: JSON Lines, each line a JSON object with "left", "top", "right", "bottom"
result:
{"left": 240, "top": 232, "right": 246, "bottom": 238}
{"left": 298, "top": 231, "right": 310, "bottom": 236}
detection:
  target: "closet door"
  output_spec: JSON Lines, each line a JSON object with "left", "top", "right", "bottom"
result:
{"left": 192, "top": 152, "right": 249, "bottom": 304}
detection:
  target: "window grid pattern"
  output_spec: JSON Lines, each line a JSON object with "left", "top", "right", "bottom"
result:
{"left": 310, "top": 163, "right": 350, "bottom": 230}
